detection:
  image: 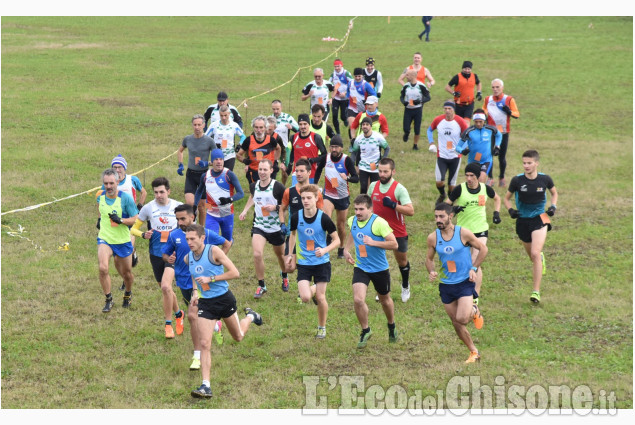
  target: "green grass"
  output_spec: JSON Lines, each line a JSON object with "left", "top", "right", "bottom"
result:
{"left": 1, "top": 16, "right": 632, "bottom": 409}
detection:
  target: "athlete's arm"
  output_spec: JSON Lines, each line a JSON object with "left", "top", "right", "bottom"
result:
{"left": 381, "top": 145, "right": 390, "bottom": 159}
{"left": 509, "top": 97, "right": 520, "bottom": 119}
{"left": 420, "top": 85, "right": 431, "bottom": 104}
{"left": 397, "top": 69, "right": 407, "bottom": 86}
{"left": 301, "top": 82, "right": 313, "bottom": 100}
{"left": 427, "top": 126, "right": 435, "bottom": 145}
{"left": 194, "top": 245, "right": 239, "bottom": 285}
{"left": 363, "top": 231, "right": 398, "bottom": 250}
{"left": 129, "top": 218, "right": 146, "bottom": 238}
{"left": 503, "top": 190, "right": 514, "bottom": 211}
{"left": 425, "top": 232, "right": 439, "bottom": 281}
{"left": 238, "top": 194, "right": 255, "bottom": 221}
{"left": 344, "top": 156, "right": 359, "bottom": 183}
{"left": 365, "top": 83, "right": 377, "bottom": 97}
{"left": 231, "top": 108, "right": 244, "bottom": 129}
{"left": 461, "top": 227, "right": 488, "bottom": 271}
{"left": 177, "top": 145, "right": 186, "bottom": 164}
{"left": 227, "top": 171, "right": 244, "bottom": 203}
{"left": 487, "top": 186, "right": 502, "bottom": 212}
{"left": 549, "top": 185, "right": 558, "bottom": 208}
{"left": 425, "top": 68, "right": 435, "bottom": 87}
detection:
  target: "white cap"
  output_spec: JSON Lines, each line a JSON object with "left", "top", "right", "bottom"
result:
{"left": 365, "top": 96, "right": 378, "bottom": 104}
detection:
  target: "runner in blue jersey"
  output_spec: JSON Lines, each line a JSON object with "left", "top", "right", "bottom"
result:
{"left": 426, "top": 202, "right": 488, "bottom": 364}
{"left": 162, "top": 204, "right": 230, "bottom": 370}
{"left": 346, "top": 67, "right": 377, "bottom": 141}
{"left": 343, "top": 194, "right": 399, "bottom": 349}
{"left": 504, "top": 150, "right": 558, "bottom": 304}
{"left": 285, "top": 184, "right": 339, "bottom": 339}
{"left": 184, "top": 224, "right": 262, "bottom": 399}
{"left": 456, "top": 109, "right": 502, "bottom": 184}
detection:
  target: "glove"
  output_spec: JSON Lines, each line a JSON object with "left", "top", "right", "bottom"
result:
{"left": 547, "top": 205, "right": 556, "bottom": 217}
{"left": 453, "top": 91, "right": 461, "bottom": 97}
{"left": 493, "top": 146, "right": 500, "bottom": 156}
{"left": 96, "top": 217, "right": 101, "bottom": 230}
{"left": 502, "top": 105, "right": 512, "bottom": 116}
{"left": 177, "top": 163, "right": 184, "bottom": 176}
{"left": 476, "top": 91, "right": 482, "bottom": 101}
{"left": 242, "top": 158, "right": 251, "bottom": 166}
{"left": 218, "top": 197, "right": 232, "bottom": 206}
{"left": 307, "top": 157, "right": 316, "bottom": 164}
{"left": 108, "top": 212, "right": 123, "bottom": 225}
{"left": 428, "top": 144, "right": 437, "bottom": 153}
{"left": 198, "top": 159, "right": 209, "bottom": 168}
{"left": 136, "top": 203, "right": 143, "bottom": 212}
{"left": 376, "top": 92, "right": 381, "bottom": 98}
{"left": 452, "top": 205, "right": 464, "bottom": 215}
{"left": 401, "top": 100, "right": 409, "bottom": 106}
{"left": 412, "top": 99, "right": 422, "bottom": 106}
{"left": 508, "top": 208, "right": 519, "bottom": 219}
{"left": 382, "top": 196, "right": 397, "bottom": 209}
{"left": 461, "top": 148, "right": 470, "bottom": 155}
{"left": 493, "top": 211, "right": 501, "bottom": 224}
{"left": 280, "top": 223, "right": 289, "bottom": 237}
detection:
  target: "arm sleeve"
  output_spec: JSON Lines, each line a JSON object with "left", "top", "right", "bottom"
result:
{"left": 302, "top": 83, "right": 313, "bottom": 95}
{"left": 231, "top": 108, "right": 244, "bottom": 128}
{"left": 315, "top": 134, "right": 327, "bottom": 155}
{"left": 381, "top": 145, "right": 390, "bottom": 159}
{"left": 131, "top": 176, "right": 143, "bottom": 191}
{"left": 344, "top": 156, "right": 359, "bottom": 183}
{"left": 474, "top": 74, "right": 481, "bottom": 85}
{"left": 326, "top": 82, "right": 334, "bottom": 92}
{"left": 420, "top": 85, "right": 431, "bottom": 104}
{"left": 290, "top": 116, "right": 299, "bottom": 132}
{"left": 281, "top": 188, "right": 290, "bottom": 209}
{"left": 350, "top": 113, "right": 361, "bottom": 130}
{"left": 508, "top": 177, "right": 519, "bottom": 193}
{"left": 545, "top": 175, "right": 555, "bottom": 190}
{"left": 321, "top": 213, "right": 337, "bottom": 235}
{"left": 205, "top": 229, "right": 228, "bottom": 246}
{"left": 162, "top": 234, "right": 176, "bottom": 255}
{"left": 372, "top": 216, "right": 394, "bottom": 238}
{"left": 228, "top": 171, "right": 244, "bottom": 202}
{"left": 509, "top": 97, "right": 520, "bottom": 118}
{"left": 486, "top": 185, "right": 496, "bottom": 199}
{"left": 249, "top": 182, "right": 256, "bottom": 196}
{"left": 273, "top": 181, "right": 286, "bottom": 203}
{"left": 395, "top": 184, "right": 412, "bottom": 205}
{"left": 290, "top": 212, "right": 299, "bottom": 232}
{"left": 203, "top": 106, "right": 213, "bottom": 127}
{"left": 193, "top": 173, "right": 207, "bottom": 207}
{"left": 375, "top": 71, "right": 383, "bottom": 94}
{"left": 240, "top": 137, "right": 250, "bottom": 151}
{"left": 285, "top": 145, "right": 295, "bottom": 174}
{"left": 379, "top": 115, "right": 389, "bottom": 136}
{"left": 447, "top": 75, "right": 459, "bottom": 86}
{"left": 427, "top": 126, "right": 435, "bottom": 144}
{"left": 448, "top": 185, "right": 462, "bottom": 202}
{"left": 399, "top": 85, "right": 408, "bottom": 106}
{"left": 313, "top": 156, "right": 326, "bottom": 183}
{"left": 365, "top": 83, "right": 377, "bottom": 96}
{"left": 326, "top": 125, "right": 335, "bottom": 139}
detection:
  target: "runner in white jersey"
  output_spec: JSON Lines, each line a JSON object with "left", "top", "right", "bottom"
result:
{"left": 203, "top": 91, "right": 243, "bottom": 131}
{"left": 129, "top": 177, "right": 185, "bottom": 339}
{"left": 204, "top": 105, "right": 245, "bottom": 171}
{"left": 427, "top": 101, "right": 469, "bottom": 204}
{"left": 302, "top": 67, "right": 334, "bottom": 121}
{"left": 351, "top": 117, "right": 390, "bottom": 195}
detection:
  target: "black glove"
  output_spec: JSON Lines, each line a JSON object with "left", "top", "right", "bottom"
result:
{"left": 108, "top": 212, "right": 123, "bottom": 224}
{"left": 235, "top": 145, "right": 241, "bottom": 153}
{"left": 493, "top": 146, "right": 500, "bottom": 156}
{"left": 376, "top": 92, "right": 381, "bottom": 98}
{"left": 453, "top": 91, "right": 461, "bottom": 97}
{"left": 547, "top": 205, "right": 556, "bottom": 217}
{"left": 382, "top": 196, "right": 397, "bottom": 209}
{"left": 136, "top": 203, "right": 143, "bottom": 212}
{"left": 242, "top": 158, "right": 251, "bottom": 166}
{"left": 502, "top": 105, "right": 512, "bottom": 116}
{"left": 508, "top": 208, "right": 519, "bottom": 219}
{"left": 401, "top": 100, "right": 409, "bottom": 106}
{"left": 476, "top": 91, "right": 482, "bottom": 101}
{"left": 218, "top": 197, "right": 232, "bottom": 206}
{"left": 461, "top": 148, "right": 470, "bottom": 155}
{"left": 493, "top": 211, "right": 501, "bottom": 224}
{"left": 412, "top": 99, "right": 422, "bottom": 105}
{"left": 96, "top": 217, "right": 101, "bottom": 230}
{"left": 307, "top": 157, "right": 316, "bottom": 164}
{"left": 452, "top": 205, "right": 465, "bottom": 215}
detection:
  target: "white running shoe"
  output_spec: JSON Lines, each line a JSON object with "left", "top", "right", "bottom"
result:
{"left": 401, "top": 286, "right": 411, "bottom": 303}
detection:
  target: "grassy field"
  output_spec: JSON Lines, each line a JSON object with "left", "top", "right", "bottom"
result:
{"left": 1, "top": 16, "right": 632, "bottom": 410}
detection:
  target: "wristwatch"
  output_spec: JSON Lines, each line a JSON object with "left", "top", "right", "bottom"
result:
{"left": 471, "top": 266, "right": 478, "bottom": 272}
{"left": 210, "top": 275, "right": 216, "bottom": 282}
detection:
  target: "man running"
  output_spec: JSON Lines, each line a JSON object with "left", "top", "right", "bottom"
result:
{"left": 204, "top": 105, "right": 246, "bottom": 171}
{"left": 504, "top": 150, "right": 558, "bottom": 304}
{"left": 130, "top": 177, "right": 184, "bottom": 338}
{"left": 286, "top": 114, "right": 327, "bottom": 185}
{"left": 309, "top": 104, "right": 335, "bottom": 148}
{"left": 456, "top": 109, "right": 502, "bottom": 184}
{"left": 178, "top": 114, "right": 216, "bottom": 226}
{"left": 237, "top": 115, "right": 284, "bottom": 184}
{"left": 447, "top": 163, "right": 501, "bottom": 307}
{"left": 329, "top": 58, "right": 353, "bottom": 135}
{"left": 398, "top": 52, "right": 435, "bottom": 88}
{"left": 363, "top": 57, "right": 383, "bottom": 99}
{"left": 96, "top": 168, "right": 139, "bottom": 313}
{"left": 346, "top": 67, "right": 377, "bottom": 141}
{"left": 400, "top": 69, "right": 431, "bottom": 150}
{"left": 203, "top": 91, "right": 243, "bottom": 130}
{"left": 272, "top": 99, "right": 299, "bottom": 176}
{"left": 285, "top": 184, "right": 339, "bottom": 339}
{"left": 193, "top": 149, "right": 244, "bottom": 243}
{"left": 343, "top": 194, "right": 399, "bottom": 348}
{"left": 238, "top": 159, "right": 289, "bottom": 298}
{"left": 427, "top": 101, "right": 469, "bottom": 204}
{"left": 163, "top": 204, "right": 230, "bottom": 370}
{"left": 313, "top": 135, "right": 359, "bottom": 259}
{"left": 185, "top": 224, "right": 262, "bottom": 399}
{"left": 350, "top": 95, "right": 389, "bottom": 140}
{"left": 444, "top": 61, "right": 482, "bottom": 119}
{"left": 302, "top": 68, "right": 334, "bottom": 121}
{"left": 426, "top": 203, "right": 487, "bottom": 363}
{"left": 351, "top": 117, "right": 390, "bottom": 195}
{"left": 369, "top": 158, "right": 415, "bottom": 303}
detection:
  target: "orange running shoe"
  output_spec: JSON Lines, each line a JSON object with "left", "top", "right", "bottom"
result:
{"left": 465, "top": 351, "right": 481, "bottom": 363}
{"left": 175, "top": 310, "right": 184, "bottom": 335}
{"left": 165, "top": 324, "right": 175, "bottom": 339}
{"left": 472, "top": 304, "right": 484, "bottom": 330}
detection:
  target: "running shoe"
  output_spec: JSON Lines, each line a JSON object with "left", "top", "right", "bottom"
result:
{"left": 189, "top": 357, "right": 201, "bottom": 371}
{"left": 102, "top": 297, "right": 114, "bottom": 313}
{"left": 122, "top": 292, "right": 132, "bottom": 308}
{"left": 119, "top": 281, "right": 126, "bottom": 291}
{"left": 281, "top": 273, "right": 289, "bottom": 292}
{"left": 312, "top": 295, "right": 318, "bottom": 305}
{"left": 388, "top": 327, "right": 398, "bottom": 343}
{"left": 401, "top": 286, "right": 410, "bottom": 303}
{"left": 175, "top": 310, "right": 184, "bottom": 335}
{"left": 402, "top": 133, "right": 409, "bottom": 142}
{"left": 165, "top": 324, "right": 175, "bottom": 339}
{"left": 498, "top": 178, "right": 506, "bottom": 187}
{"left": 337, "top": 248, "right": 345, "bottom": 259}
{"left": 436, "top": 194, "right": 446, "bottom": 205}
{"left": 375, "top": 294, "right": 380, "bottom": 302}
{"left": 191, "top": 384, "right": 212, "bottom": 398}
{"left": 412, "top": 144, "right": 419, "bottom": 150}
{"left": 472, "top": 304, "right": 484, "bottom": 330}
{"left": 296, "top": 295, "right": 304, "bottom": 304}
{"left": 357, "top": 329, "right": 373, "bottom": 349}
{"left": 530, "top": 291, "right": 541, "bottom": 304}
{"left": 473, "top": 297, "right": 479, "bottom": 306}
{"left": 315, "top": 327, "right": 326, "bottom": 339}
{"left": 486, "top": 178, "right": 493, "bottom": 187}
{"left": 541, "top": 252, "right": 546, "bottom": 275}
{"left": 245, "top": 307, "right": 263, "bottom": 326}
{"left": 465, "top": 351, "right": 481, "bottom": 363}
{"left": 213, "top": 321, "right": 223, "bottom": 346}
{"left": 254, "top": 285, "right": 267, "bottom": 299}
{"left": 132, "top": 250, "right": 138, "bottom": 267}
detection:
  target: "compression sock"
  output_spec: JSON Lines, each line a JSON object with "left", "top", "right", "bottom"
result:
{"left": 258, "top": 279, "right": 265, "bottom": 288}
{"left": 399, "top": 262, "right": 410, "bottom": 288}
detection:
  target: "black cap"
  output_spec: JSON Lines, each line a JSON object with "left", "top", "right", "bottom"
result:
{"left": 354, "top": 67, "right": 364, "bottom": 76}
{"left": 465, "top": 162, "right": 482, "bottom": 176}
{"left": 366, "top": 57, "right": 375, "bottom": 65}
{"left": 462, "top": 61, "right": 473, "bottom": 69}
{"left": 330, "top": 135, "right": 343, "bottom": 147}
{"left": 443, "top": 101, "right": 456, "bottom": 110}
{"left": 297, "top": 113, "right": 310, "bottom": 124}
{"left": 361, "top": 116, "right": 373, "bottom": 126}
{"left": 217, "top": 91, "right": 228, "bottom": 100}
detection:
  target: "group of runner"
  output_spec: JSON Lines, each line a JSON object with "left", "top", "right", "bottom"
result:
{"left": 94, "top": 51, "right": 558, "bottom": 398}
